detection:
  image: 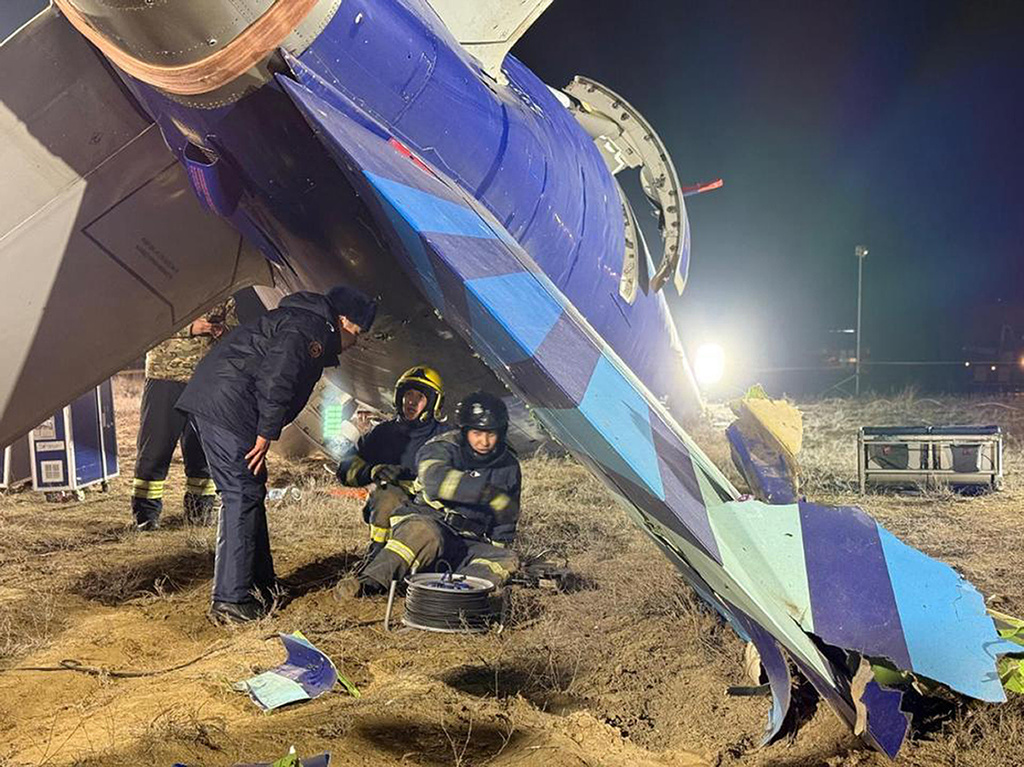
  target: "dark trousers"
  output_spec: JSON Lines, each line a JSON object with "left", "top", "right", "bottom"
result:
{"left": 363, "top": 484, "right": 412, "bottom": 544}
{"left": 133, "top": 378, "right": 213, "bottom": 524}
{"left": 192, "top": 417, "right": 275, "bottom": 604}
{"left": 360, "top": 512, "right": 519, "bottom": 588}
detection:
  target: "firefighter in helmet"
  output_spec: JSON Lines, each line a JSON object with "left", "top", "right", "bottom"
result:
{"left": 336, "top": 366, "right": 449, "bottom": 559}
{"left": 340, "top": 391, "right": 521, "bottom": 597}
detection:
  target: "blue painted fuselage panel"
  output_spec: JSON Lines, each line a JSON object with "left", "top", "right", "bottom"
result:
{"left": 118, "top": 0, "right": 697, "bottom": 417}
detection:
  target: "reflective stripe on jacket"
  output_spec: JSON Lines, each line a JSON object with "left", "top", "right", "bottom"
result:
{"left": 411, "top": 431, "right": 521, "bottom": 543}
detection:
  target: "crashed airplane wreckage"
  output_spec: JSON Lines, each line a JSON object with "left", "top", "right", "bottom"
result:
{"left": 722, "top": 390, "right": 1023, "bottom": 755}
{"left": 0, "top": 1, "right": 1021, "bottom": 759}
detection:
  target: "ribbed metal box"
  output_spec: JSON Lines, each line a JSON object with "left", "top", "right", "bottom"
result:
{"left": 858, "top": 425, "right": 1002, "bottom": 492}
{"left": 29, "top": 380, "right": 119, "bottom": 494}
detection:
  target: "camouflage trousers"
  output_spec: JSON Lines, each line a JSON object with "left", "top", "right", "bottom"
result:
{"left": 360, "top": 512, "right": 519, "bottom": 589}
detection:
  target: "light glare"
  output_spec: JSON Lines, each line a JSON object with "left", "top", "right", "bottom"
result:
{"left": 694, "top": 343, "right": 725, "bottom": 386}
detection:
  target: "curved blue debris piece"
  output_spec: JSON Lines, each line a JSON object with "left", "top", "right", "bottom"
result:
{"left": 732, "top": 610, "right": 794, "bottom": 743}
{"left": 726, "top": 422, "right": 798, "bottom": 504}
{"left": 859, "top": 679, "right": 910, "bottom": 759}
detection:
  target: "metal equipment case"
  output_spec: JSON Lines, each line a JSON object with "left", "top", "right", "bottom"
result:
{"left": 858, "top": 425, "right": 1002, "bottom": 492}
{"left": 29, "top": 380, "right": 119, "bottom": 493}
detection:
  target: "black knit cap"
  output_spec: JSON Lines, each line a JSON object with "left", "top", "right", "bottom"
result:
{"left": 326, "top": 285, "right": 377, "bottom": 331}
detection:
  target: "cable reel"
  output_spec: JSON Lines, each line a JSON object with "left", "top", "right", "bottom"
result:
{"left": 401, "top": 573, "right": 498, "bottom": 633}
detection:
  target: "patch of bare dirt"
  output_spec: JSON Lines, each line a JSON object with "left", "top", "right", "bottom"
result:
{"left": 0, "top": 377, "right": 1020, "bottom": 766}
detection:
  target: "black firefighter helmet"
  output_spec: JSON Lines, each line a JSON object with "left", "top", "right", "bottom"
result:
{"left": 454, "top": 391, "right": 509, "bottom": 436}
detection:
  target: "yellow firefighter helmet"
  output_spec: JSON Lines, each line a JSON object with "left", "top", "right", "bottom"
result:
{"left": 394, "top": 365, "right": 445, "bottom": 421}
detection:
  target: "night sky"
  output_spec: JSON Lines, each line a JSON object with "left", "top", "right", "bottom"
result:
{"left": 5, "top": 1, "right": 1022, "bottom": 383}
{"left": 518, "top": 1, "right": 1024, "bottom": 378}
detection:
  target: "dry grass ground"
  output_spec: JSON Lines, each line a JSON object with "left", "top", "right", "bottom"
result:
{"left": 0, "top": 378, "right": 1020, "bottom": 766}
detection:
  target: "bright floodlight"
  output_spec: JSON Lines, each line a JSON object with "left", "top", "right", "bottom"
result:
{"left": 694, "top": 343, "right": 725, "bottom": 386}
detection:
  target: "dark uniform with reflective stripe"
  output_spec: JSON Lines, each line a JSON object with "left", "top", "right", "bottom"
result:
{"left": 360, "top": 430, "right": 522, "bottom": 589}
{"left": 176, "top": 292, "right": 344, "bottom": 606}
{"left": 132, "top": 298, "right": 237, "bottom": 528}
{"left": 336, "top": 417, "right": 449, "bottom": 545}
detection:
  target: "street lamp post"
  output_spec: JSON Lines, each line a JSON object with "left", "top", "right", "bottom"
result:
{"left": 854, "top": 245, "right": 869, "bottom": 395}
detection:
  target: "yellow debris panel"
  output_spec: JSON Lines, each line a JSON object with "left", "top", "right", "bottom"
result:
{"left": 732, "top": 384, "right": 804, "bottom": 462}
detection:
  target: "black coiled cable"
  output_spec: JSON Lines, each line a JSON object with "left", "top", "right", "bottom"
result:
{"left": 402, "top": 574, "right": 497, "bottom": 633}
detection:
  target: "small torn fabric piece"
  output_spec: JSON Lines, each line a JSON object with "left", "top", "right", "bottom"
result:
{"left": 236, "top": 632, "right": 338, "bottom": 711}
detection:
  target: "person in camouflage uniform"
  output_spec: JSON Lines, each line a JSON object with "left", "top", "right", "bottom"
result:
{"left": 132, "top": 298, "right": 237, "bottom": 530}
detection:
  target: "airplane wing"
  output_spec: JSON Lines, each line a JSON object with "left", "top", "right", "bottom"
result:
{"left": 276, "top": 56, "right": 1018, "bottom": 756}
{"left": 0, "top": 8, "right": 272, "bottom": 446}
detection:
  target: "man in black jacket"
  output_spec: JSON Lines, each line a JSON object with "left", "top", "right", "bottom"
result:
{"left": 336, "top": 366, "right": 449, "bottom": 559}
{"left": 342, "top": 391, "right": 521, "bottom": 598}
{"left": 177, "top": 286, "right": 376, "bottom": 624}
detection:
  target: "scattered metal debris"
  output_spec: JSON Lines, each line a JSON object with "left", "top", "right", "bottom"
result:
{"left": 234, "top": 632, "right": 356, "bottom": 711}
{"left": 722, "top": 387, "right": 1023, "bottom": 756}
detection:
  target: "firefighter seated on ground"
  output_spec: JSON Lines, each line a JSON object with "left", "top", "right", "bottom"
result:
{"left": 342, "top": 391, "right": 521, "bottom": 597}
{"left": 335, "top": 367, "right": 448, "bottom": 558}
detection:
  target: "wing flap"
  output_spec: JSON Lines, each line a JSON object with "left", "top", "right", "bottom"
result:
{"left": 0, "top": 9, "right": 272, "bottom": 445}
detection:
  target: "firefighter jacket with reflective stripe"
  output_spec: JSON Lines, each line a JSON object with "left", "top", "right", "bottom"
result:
{"left": 411, "top": 431, "right": 521, "bottom": 543}
{"left": 336, "top": 417, "right": 449, "bottom": 488}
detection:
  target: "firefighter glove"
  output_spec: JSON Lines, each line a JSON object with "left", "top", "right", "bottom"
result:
{"left": 370, "top": 463, "right": 404, "bottom": 485}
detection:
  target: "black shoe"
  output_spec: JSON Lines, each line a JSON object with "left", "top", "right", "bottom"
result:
{"left": 208, "top": 600, "right": 266, "bottom": 625}
{"left": 184, "top": 494, "right": 218, "bottom": 526}
{"left": 132, "top": 497, "right": 163, "bottom": 530}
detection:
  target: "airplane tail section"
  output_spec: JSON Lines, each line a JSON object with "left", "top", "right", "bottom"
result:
{"left": 0, "top": 8, "right": 272, "bottom": 446}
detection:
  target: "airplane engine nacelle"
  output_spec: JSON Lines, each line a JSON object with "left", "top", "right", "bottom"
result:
{"left": 51, "top": 0, "right": 340, "bottom": 104}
